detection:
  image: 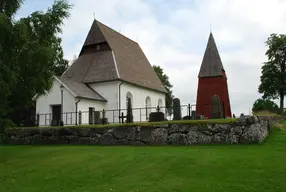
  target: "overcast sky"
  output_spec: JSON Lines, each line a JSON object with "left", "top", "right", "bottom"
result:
{"left": 17, "top": 0, "right": 286, "bottom": 116}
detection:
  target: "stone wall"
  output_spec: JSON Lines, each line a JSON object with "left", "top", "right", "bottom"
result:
{"left": 2, "top": 116, "right": 283, "bottom": 145}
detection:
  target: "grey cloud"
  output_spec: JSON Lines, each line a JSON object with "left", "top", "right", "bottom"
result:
{"left": 18, "top": 0, "right": 286, "bottom": 116}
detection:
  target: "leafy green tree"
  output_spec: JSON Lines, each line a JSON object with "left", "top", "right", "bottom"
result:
{"left": 252, "top": 98, "right": 279, "bottom": 114}
{"left": 258, "top": 34, "right": 286, "bottom": 114}
{"left": 152, "top": 65, "right": 174, "bottom": 115}
{"left": 0, "top": 0, "right": 72, "bottom": 125}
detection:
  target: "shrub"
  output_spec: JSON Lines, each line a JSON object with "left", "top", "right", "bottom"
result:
{"left": 0, "top": 119, "right": 15, "bottom": 143}
{"left": 252, "top": 98, "right": 279, "bottom": 114}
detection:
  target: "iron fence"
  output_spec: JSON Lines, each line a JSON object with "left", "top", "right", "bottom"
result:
{"left": 34, "top": 102, "right": 226, "bottom": 127}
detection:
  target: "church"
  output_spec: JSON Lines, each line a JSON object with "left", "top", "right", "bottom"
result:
{"left": 34, "top": 19, "right": 167, "bottom": 126}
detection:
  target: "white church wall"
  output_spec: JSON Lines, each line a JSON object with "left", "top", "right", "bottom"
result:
{"left": 120, "top": 82, "right": 166, "bottom": 122}
{"left": 36, "top": 79, "right": 76, "bottom": 126}
{"left": 89, "top": 81, "right": 120, "bottom": 123}
{"left": 77, "top": 99, "right": 106, "bottom": 125}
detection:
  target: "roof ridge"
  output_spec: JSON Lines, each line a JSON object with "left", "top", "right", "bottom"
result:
{"left": 95, "top": 19, "right": 139, "bottom": 45}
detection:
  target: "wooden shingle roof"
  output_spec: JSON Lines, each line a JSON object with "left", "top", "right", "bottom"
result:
{"left": 198, "top": 33, "right": 225, "bottom": 78}
{"left": 63, "top": 20, "right": 167, "bottom": 93}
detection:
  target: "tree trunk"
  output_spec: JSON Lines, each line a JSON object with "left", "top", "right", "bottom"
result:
{"left": 280, "top": 92, "right": 284, "bottom": 114}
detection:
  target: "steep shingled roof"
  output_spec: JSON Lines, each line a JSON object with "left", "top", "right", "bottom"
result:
{"left": 60, "top": 77, "right": 106, "bottom": 101}
{"left": 198, "top": 33, "right": 225, "bottom": 78}
{"left": 62, "top": 20, "right": 167, "bottom": 93}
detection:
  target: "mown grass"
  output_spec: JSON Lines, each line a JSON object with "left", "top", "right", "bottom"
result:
{"left": 253, "top": 110, "right": 281, "bottom": 116}
{"left": 32, "top": 118, "right": 237, "bottom": 129}
{"left": 1, "top": 122, "right": 286, "bottom": 192}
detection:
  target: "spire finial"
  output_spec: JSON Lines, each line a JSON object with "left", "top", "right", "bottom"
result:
{"left": 93, "top": 12, "right": 95, "bottom": 20}
{"left": 210, "top": 24, "right": 212, "bottom": 33}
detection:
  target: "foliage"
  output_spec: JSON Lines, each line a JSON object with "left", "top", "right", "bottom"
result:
{"left": 0, "top": 0, "right": 72, "bottom": 125}
{"left": 18, "top": 118, "right": 237, "bottom": 129}
{"left": 0, "top": 0, "right": 23, "bottom": 18}
{"left": 258, "top": 33, "right": 286, "bottom": 114}
{"left": 0, "top": 119, "right": 14, "bottom": 143}
{"left": 152, "top": 65, "right": 174, "bottom": 115}
{"left": 252, "top": 98, "right": 279, "bottom": 114}
{"left": 1, "top": 128, "right": 286, "bottom": 191}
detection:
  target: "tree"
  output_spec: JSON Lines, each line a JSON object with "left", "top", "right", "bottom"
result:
{"left": 252, "top": 98, "right": 279, "bottom": 114}
{"left": 152, "top": 65, "right": 174, "bottom": 115}
{"left": 0, "top": 0, "right": 72, "bottom": 125}
{"left": 258, "top": 33, "right": 286, "bottom": 114}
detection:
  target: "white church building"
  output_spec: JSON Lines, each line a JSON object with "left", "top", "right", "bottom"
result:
{"left": 34, "top": 19, "right": 167, "bottom": 126}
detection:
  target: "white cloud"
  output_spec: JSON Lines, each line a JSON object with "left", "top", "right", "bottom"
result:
{"left": 18, "top": 0, "right": 286, "bottom": 115}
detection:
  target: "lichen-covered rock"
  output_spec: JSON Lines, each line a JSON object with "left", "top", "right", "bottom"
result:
{"left": 128, "top": 140, "right": 145, "bottom": 146}
{"left": 225, "top": 134, "right": 239, "bottom": 144}
{"left": 151, "top": 128, "right": 168, "bottom": 145}
{"left": 168, "top": 124, "right": 191, "bottom": 134}
{"left": 199, "top": 134, "right": 213, "bottom": 144}
{"left": 113, "top": 127, "right": 137, "bottom": 140}
{"left": 77, "top": 128, "right": 91, "bottom": 137}
{"left": 213, "top": 134, "right": 225, "bottom": 144}
{"left": 168, "top": 133, "right": 187, "bottom": 145}
{"left": 3, "top": 116, "right": 282, "bottom": 145}
{"left": 100, "top": 133, "right": 117, "bottom": 145}
{"left": 240, "top": 124, "right": 267, "bottom": 144}
{"left": 186, "top": 130, "right": 200, "bottom": 144}
{"left": 138, "top": 127, "right": 153, "bottom": 143}
{"left": 117, "top": 139, "right": 129, "bottom": 145}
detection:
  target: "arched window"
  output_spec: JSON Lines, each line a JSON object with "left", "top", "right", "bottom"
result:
{"left": 145, "top": 96, "right": 151, "bottom": 120}
{"left": 126, "top": 92, "right": 133, "bottom": 109}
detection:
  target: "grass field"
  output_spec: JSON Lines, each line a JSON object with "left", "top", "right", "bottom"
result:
{"left": 33, "top": 118, "right": 237, "bottom": 129}
{"left": 252, "top": 110, "right": 281, "bottom": 116}
{"left": 1, "top": 122, "right": 286, "bottom": 192}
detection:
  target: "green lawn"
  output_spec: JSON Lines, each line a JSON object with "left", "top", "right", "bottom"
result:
{"left": 1, "top": 124, "right": 286, "bottom": 192}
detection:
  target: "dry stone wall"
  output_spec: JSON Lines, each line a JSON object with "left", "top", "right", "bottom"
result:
{"left": 2, "top": 116, "right": 282, "bottom": 145}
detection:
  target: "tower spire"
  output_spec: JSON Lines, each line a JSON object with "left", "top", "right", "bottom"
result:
{"left": 198, "top": 32, "right": 224, "bottom": 78}
{"left": 196, "top": 31, "right": 232, "bottom": 119}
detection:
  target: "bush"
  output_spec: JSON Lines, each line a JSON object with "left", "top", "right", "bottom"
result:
{"left": 252, "top": 98, "right": 279, "bottom": 114}
{"left": 0, "top": 119, "right": 15, "bottom": 143}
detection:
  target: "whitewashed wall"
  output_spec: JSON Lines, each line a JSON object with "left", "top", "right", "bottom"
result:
{"left": 77, "top": 99, "right": 106, "bottom": 125}
{"left": 36, "top": 79, "right": 166, "bottom": 125}
{"left": 90, "top": 81, "right": 120, "bottom": 123}
{"left": 90, "top": 81, "right": 166, "bottom": 123}
{"left": 120, "top": 82, "right": 166, "bottom": 122}
{"left": 36, "top": 79, "right": 76, "bottom": 126}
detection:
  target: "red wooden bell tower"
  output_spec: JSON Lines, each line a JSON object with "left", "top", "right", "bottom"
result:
{"left": 196, "top": 33, "right": 232, "bottom": 118}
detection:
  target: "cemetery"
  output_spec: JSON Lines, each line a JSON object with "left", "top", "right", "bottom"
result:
{"left": 1, "top": 0, "right": 286, "bottom": 191}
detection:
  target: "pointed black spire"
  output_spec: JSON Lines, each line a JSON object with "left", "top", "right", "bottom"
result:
{"left": 198, "top": 32, "right": 225, "bottom": 78}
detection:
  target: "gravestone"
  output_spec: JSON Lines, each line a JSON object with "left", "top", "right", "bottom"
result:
{"left": 149, "top": 112, "right": 165, "bottom": 122}
{"left": 126, "top": 97, "right": 133, "bottom": 123}
{"left": 191, "top": 110, "right": 196, "bottom": 120}
{"left": 172, "top": 98, "right": 182, "bottom": 120}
